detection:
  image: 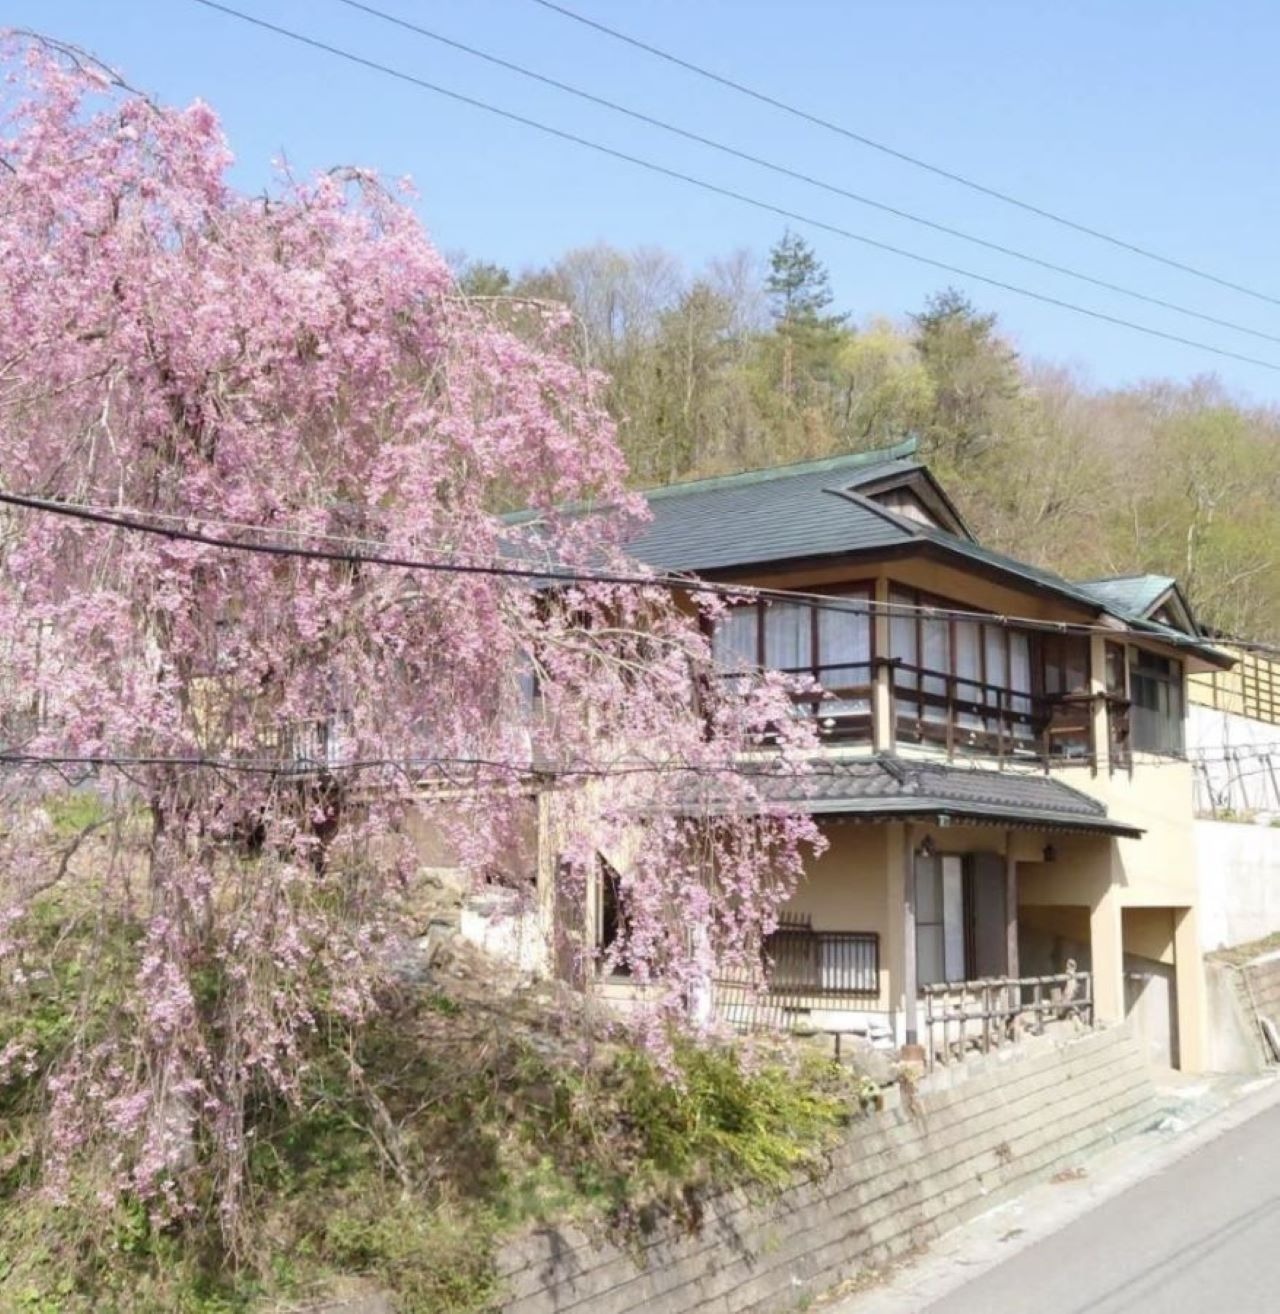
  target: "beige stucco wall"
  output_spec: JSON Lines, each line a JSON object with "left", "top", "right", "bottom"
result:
{"left": 1067, "top": 758, "right": 1199, "bottom": 908}
{"left": 783, "top": 821, "right": 895, "bottom": 1011}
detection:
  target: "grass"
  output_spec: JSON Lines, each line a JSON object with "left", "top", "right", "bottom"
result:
{"left": 0, "top": 930, "right": 873, "bottom": 1314}
{"left": 1209, "top": 929, "right": 1280, "bottom": 967}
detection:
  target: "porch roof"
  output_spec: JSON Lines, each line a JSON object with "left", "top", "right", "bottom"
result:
{"left": 749, "top": 755, "right": 1144, "bottom": 838}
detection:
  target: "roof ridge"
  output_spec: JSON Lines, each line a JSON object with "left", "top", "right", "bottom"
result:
{"left": 642, "top": 436, "right": 920, "bottom": 501}
{"left": 1076, "top": 572, "right": 1175, "bottom": 585}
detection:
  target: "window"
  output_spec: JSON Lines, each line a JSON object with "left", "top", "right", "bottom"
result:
{"left": 887, "top": 588, "right": 1036, "bottom": 746}
{"left": 711, "top": 591, "right": 872, "bottom": 712}
{"left": 596, "top": 858, "right": 630, "bottom": 976}
{"left": 765, "top": 920, "right": 879, "bottom": 995}
{"left": 1041, "top": 634, "right": 1090, "bottom": 697}
{"left": 1130, "top": 650, "right": 1184, "bottom": 754}
{"left": 711, "top": 605, "right": 759, "bottom": 676}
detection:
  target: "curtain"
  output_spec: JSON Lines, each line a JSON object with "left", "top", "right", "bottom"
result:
{"left": 713, "top": 605, "right": 759, "bottom": 672}
{"left": 764, "top": 600, "right": 811, "bottom": 673}
{"left": 955, "top": 620, "right": 983, "bottom": 731}
{"left": 889, "top": 589, "right": 918, "bottom": 693}
{"left": 921, "top": 616, "right": 950, "bottom": 723}
{"left": 1010, "top": 631, "right": 1033, "bottom": 741}
{"left": 817, "top": 600, "right": 870, "bottom": 715}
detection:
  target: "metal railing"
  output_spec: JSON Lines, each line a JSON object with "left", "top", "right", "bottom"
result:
{"left": 767, "top": 923, "right": 880, "bottom": 996}
{"left": 711, "top": 918, "right": 881, "bottom": 1032}
{"left": 921, "top": 970, "right": 1093, "bottom": 1067}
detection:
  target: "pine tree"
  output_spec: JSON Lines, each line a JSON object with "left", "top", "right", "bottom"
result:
{"left": 765, "top": 231, "right": 846, "bottom": 400}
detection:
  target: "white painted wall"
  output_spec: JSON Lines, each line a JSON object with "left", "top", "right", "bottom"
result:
{"left": 1195, "top": 818, "right": 1280, "bottom": 951}
{"left": 1188, "top": 705, "right": 1280, "bottom": 820}
{"left": 459, "top": 889, "right": 549, "bottom": 975}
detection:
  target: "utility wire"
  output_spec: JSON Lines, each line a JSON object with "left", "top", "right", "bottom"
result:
{"left": 0, "top": 750, "right": 843, "bottom": 778}
{"left": 332, "top": 0, "right": 1280, "bottom": 349}
{"left": 5, "top": 487, "right": 1279, "bottom": 658}
{"left": 0, "top": 746, "right": 1259, "bottom": 776}
{"left": 529, "top": 0, "right": 1280, "bottom": 311}
{"left": 188, "top": 1, "right": 1280, "bottom": 375}
{"left": 9, "top": 486, "right": 1280, "bottom": 657}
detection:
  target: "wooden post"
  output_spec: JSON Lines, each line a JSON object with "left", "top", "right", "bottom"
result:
{"left": 1004, "top": 831, "right": 1020, "bottom": 980}
{"left": 903, "top": 824, "right": 918, "bottom": 1046}
{"left": 1088, "top": 633, "right": 1110, "bottom": 774}
{"left": 872, "top": 576, "right": 894, "bottom": 752}
{"left": 945, "top": 673, "right": 955, "bottom": 760}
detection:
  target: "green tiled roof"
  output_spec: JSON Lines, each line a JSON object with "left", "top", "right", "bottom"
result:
{"left": 1074, "top": 575, "right": 1176, "bottom": 619}
{"left": 627, "top": 440, "right": 1105, "bottom": 613}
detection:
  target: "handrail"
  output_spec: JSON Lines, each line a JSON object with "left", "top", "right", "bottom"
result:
{"left": 921, "top": 971, "right": 1094, "bottom": 1067}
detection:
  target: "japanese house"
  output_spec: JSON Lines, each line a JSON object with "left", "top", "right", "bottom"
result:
{"left": 573, "top": 437, "right": 1232, "bottom": 1071}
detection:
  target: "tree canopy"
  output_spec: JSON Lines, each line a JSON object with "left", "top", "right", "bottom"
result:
{"left": 458, "top": 244, "right": 1280, "bottom": 641}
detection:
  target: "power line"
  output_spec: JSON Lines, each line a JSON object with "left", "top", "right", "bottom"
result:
{"left": 332, "top": 0, "right": 1280, "bottom": 350}
{"left": 1, "top": 746, "right": 1256, "bottom": 775}
{"left": 4, "top": 487, "right": 1279, "bottom": 658}
{"left": 187, "top": 0, "right": 1280, "bottom": 375}
{"left": 529, "top": 0, "right": 1280, "bottom": 312}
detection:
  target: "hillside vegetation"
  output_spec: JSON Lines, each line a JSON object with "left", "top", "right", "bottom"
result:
{"left": 0, "top": 895, "right": 868, "bottom": 1313}
{"left": 460, "top": 235, "right": 1280, "bottom": 641}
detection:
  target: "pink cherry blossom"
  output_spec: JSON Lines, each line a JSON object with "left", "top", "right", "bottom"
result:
{"left": 0, "top": 34, "right": 819, "bottom": 1228}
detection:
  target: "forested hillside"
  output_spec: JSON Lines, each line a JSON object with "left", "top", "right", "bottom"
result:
{"left": 459, "top": 234, "right": 1280, "bottom": 641}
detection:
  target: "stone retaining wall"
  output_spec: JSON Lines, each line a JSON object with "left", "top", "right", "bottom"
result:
{"left": 498, "top": 1026, "right": 1160, "bottom": 1314}
{"left": 1243, "top": 951, "right": 1280, "bottom": 1024}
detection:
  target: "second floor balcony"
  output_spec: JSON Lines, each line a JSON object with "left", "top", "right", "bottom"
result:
{"left": 712, "top": 590, "right": 1187, "bottom": 771}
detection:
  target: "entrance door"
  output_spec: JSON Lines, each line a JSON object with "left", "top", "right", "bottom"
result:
{"left": 916, "top": 854, "right": 965, "bottom": 985}
{"left": 1125, "top": 959, "right": 1180, "bottom": 1068}
{"left": 969, "top": 853, "right": 1008, "bottom": 979}
{"left": 916, "top": 852, "right": 1008, "bottom": 985}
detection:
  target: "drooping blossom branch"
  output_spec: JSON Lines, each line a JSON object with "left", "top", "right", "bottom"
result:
{"left": 0, "top": 34, "right": 819, "bottom": 1228}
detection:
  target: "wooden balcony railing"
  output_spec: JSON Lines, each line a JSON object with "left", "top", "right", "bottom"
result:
{"left": 751, "top": 658, "right": 1101, "bottom": 767}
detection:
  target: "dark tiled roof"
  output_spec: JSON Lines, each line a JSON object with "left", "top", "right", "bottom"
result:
{"left": 739, "top": 755, "right": 1143, "bottom": 837}
{"left": 624, "top": 443, "right": 1231, "bottom": 668}
{"left": 627, "top": 442, "right": 1114, "bottom": 617}
{"left": 628, "top": 443, "right": 923, "bottom": 573}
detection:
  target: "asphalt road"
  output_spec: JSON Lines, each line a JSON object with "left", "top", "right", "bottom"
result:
{"left": 920, "top": 1099, "right": 1280, "bottom": 1314}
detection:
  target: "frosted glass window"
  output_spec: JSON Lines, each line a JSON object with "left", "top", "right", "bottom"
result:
{"left": 916, "top": 853, "right": 966, "bottom": 986}
{"left": 917, "top": 925, "right": 945, "bottom": 987}
{"left": 889, "top": 589, "right": 918, "bottom": 691}
{"left": 713, "top": 606, "right": 759, "bottom": 671}
{"left": 817, "top": 601, "right": 870, "bottom": 715}
{"left": 921, "top": 617, "right": 949, "bottom": 721}
{"left": 916, "top": 856, "right": 941, "bottom": 923}
{"left": 942, "top": 856, "right": 966, "bottom": 981}
{"left": 764, "top": 601, "right": 811, "bottom": 673}
{"left": 1010, "top": 632, "right": 1033, "bottom": 739}
{"left": 955, "top": 620, "right": 983, "bottom": 730}
{"left": 984, "top": 629, "right": 1008, "bottom": 732}
{"left": 817, "top": 604, "right": 869, "bottom": 680}
{"left": 984, "top": 629, "right": 1008, "bottom": 690}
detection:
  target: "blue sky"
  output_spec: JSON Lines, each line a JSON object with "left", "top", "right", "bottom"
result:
{"left": 12, "top": 1, "right": 1280, "bottom": 400}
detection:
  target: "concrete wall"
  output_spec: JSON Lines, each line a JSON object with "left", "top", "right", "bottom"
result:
{"left": 1204, "top": 951, "right": 1280, "bottom": 1072}
{"left": 497, "top": 1026, "right": 1159, "bottom": 1314}
{"left": 1196, "top": 819, "right": 1280, "bottom": 952}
